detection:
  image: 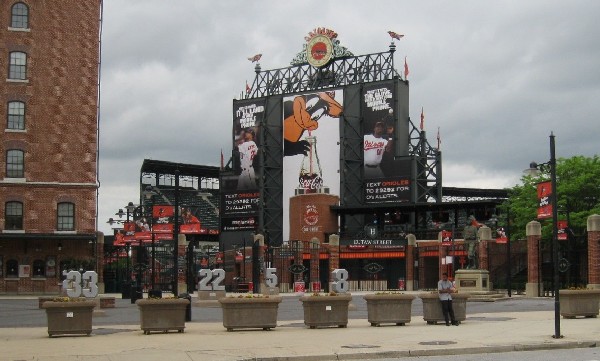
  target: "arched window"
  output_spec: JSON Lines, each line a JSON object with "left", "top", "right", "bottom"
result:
{"left": 57, "top": 202, "right": 75, "bottom": 231}
{"left": 11, "top": 2, "right": 29, "bottom": 29}
{"left": 6, "top": 259, "right": 19, "bottom": 277}
{"left": 6, "top": 149, "right": 24, "bottom": 178}
{"left": 9, "top": 52, "right": 27, "bottom": 80}
{"left": 32, "top": 259, "right": 45, "bottom": 277}
{"left": 5, "top": 201, "right": 23, "bottom": 230}
{"left": 7, "top": 101, "right": 25, "bottom": 130}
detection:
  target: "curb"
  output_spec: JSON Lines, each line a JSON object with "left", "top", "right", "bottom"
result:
{"left": 239, "top": 341, "right": 598, "bottom": 361}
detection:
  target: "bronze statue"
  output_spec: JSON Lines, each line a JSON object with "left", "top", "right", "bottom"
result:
{"left": 463, "top": 215, "right": 482, "bottom": 269}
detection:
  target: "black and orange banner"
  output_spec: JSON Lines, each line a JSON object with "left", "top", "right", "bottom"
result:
{"left": 557, "top": 220, "right": 568, "bottom": 241}
{"left": 441, "top": 230, "right": 453, "bottom": 246}
{"left": 537, "top": 181, "right": 553, "bottom": 219}
{"left": 119, "top": 205, "right": 215, "bottom": 243}
{"left": 496, "top": 227, "right": 508, "bottom": 244}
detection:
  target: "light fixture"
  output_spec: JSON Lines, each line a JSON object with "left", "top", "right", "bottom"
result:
{"left": 115, "top": 209, "right": 126, "bottom": 218}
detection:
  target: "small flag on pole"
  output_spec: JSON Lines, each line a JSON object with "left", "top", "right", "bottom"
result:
{"left": 437, "top": 127, "right": 441, "bottom": 150}
{"left": 247, "top": 53, "right": 262, "bottom": 63}
{"left": 420, "top": 107, "right": 424, "bottom": 131}
{"left": 404, "top": 56, "right": 409, "bottom": 79}
{"left": 245, "top": 81, "right": 251, "bottom": 94}
{"left": 387, "top": 31, "right": 404, "bottom": 41}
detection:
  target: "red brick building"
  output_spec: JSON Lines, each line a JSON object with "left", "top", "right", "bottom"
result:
{"left": 0, "top": 1, "right": 101, "bottom": 294}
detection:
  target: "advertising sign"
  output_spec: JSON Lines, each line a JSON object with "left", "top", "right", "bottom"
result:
{"left": 221, "top": 99, "right": 264, "bottom": 231}
{"left": 362, "top": 82, "right": 411, "bottom": 203}
{"left": 557, "top": 220, "right": 568, "bottom": 241}
{"left": 496, "top": 227, "right": 508, "bottom": 244}
{"left": 537, "top": 181, "right": 552, "bottom": 219}
{"left": 282, "top": 90, "right": 343, "bottom": 240}
{"left": 441, "top": 230, "right": 453, "bottom": 246}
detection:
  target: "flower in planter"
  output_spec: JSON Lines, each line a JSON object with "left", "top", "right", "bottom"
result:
{"left": 308, "top": 291, "right": 348, "bottom": 297}
{"left": 374, "top": 291, "right": 405, "bottom": 295}
{"left": 231, "top": 293, "right": 271, "bottom": 299}
{"left": 50, "top": 297, "right": 89, "bottom": 302}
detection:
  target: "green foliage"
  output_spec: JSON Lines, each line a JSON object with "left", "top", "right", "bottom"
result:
{"left": 60, "top": 257, "right": 96, "bottom": 272}
{"left": 505, "top": 155, "right": 600, "bottom": 242}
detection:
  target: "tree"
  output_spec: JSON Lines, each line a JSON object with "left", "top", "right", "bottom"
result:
{"left": 504, "top": 155, "right": 600, "bottom": 242}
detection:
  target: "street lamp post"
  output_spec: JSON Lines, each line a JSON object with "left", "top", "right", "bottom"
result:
{"left": 144, "top": 186, "right": 158, "bottom": 295}
{"left": 506, "top": 206, "right": 512, "bottom": 298}
{"left": 173, "top": 169, "right": 180, "bottom": 296}
{"left": 526, "top": 132, "right": 561, "bottom": 339}
{"left": 108, "top": 201, "right": 139, "bottom": 302}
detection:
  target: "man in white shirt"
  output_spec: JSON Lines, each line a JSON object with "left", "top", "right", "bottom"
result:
{"left": 237, "top": 130, "right": 258, "bottom": 189}
{"left": 438, "top": 272, "right": 459, "bottom": 326}
{"left": 363, "top": 121, "right": 394, "bottom": 178}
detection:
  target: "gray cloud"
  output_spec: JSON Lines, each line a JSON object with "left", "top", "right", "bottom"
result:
{"left": 98, "top": 0, "right": 600, "bottom": 234}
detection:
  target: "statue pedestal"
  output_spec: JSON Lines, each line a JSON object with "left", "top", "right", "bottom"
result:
{"left": 454, "top": 269, "right": 490, "bottom": 292}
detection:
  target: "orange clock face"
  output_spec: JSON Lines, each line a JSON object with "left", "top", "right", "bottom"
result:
{"left": 306, "top": 35, "right": 333, "bottom": 67}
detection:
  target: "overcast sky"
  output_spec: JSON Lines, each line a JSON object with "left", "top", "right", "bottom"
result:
{"left": 97, "top": 0, "right": 600, "bottom": 235}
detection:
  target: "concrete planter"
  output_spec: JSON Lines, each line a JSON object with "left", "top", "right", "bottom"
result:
{"left": 364, "top": 293, "right": 415, "bottom": 326}
{"left": 300, "top": 293, "right": 352, "bottom": 329}
{"left": 419, "top": 292, "right": 469, "bottom": 325}
{"left": 218, "top": 296, "right": 282, "bottom": 331}
{"left": 559, "top": 289, "right": 600, "bottom": 318}
{"left": 136, "top": 298, "right": 190, "bottom": 334}
{"left": 42, "top": 300, "right": 96, "bottom": 337}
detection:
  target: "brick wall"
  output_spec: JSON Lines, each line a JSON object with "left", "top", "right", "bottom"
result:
{"left": 0, "top": 1, "right": 101, "bottom": 294}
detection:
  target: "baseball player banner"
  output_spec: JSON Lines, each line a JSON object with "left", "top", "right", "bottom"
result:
{"left": 362, "top": 82, "right": 411, "bottom": 203}
{"left": 232, "top": 99, "right": 263, "bottom": 192}
{"left": 220, "top": 99, "right": 264, "bottom": 231}
{"left": 282, "top": 90, "right": 343, "bottom": 241}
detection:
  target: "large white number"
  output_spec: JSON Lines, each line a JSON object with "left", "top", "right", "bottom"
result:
{"left": 212, "top": 269, "right": 225, "bottom": 291}
{"left": 63, "top": 270, "right": 82, "bottom": 298}
{"left": 331, "top": 268, "right": 349, "bottom": 293}
{"left": 82, "top": 271, "right": 99, "bottom": 298}
{"left": 198, "top": 269, "right": 225, "bottom": 291}
{"left": 62, "top": 270, "right": 98, "bottom": 298}
{"left": 265, "top": 268, "right": 278, "bottom": 288}
{"left": 198, "top": 269, "right": 212, "bottom": 291}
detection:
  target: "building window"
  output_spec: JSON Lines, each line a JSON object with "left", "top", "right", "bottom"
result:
{"left": 9, "top": 52, "right": 27, "bottom": 80}
{"left": 11, "top": 3, "right": 29, "bottom": 29}
{"left": 32, "top": 259, "right": 45, "bottom": 277}
{"left": 5, "top": 201, "right": 23, "bottom": 230}
{"left": 7, "top": 101, "right": 25, "bottom": 130}
{"left": 57, "top": 202, "right": 75, "bottom": 231}
{"left": 6, "top": 259, "right": 18, "bottom": 277}
{"left": 6, "top": 149, "right": 24, "bottom": 178}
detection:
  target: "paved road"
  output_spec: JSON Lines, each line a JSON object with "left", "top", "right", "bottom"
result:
{"left": 0, "top": 293, "right": 553, "bottom": 328}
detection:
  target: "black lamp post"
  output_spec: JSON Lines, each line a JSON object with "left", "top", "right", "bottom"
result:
{"left": 173, "top": 169, "right": 180, "bottom": 296}
{"left": 144, "top": 186, "right": 158, "bottom": 294}
{"left": 506, "top": 206, "right": 512, "bottom": 297}
{"left": 525, "top": 132, "right": 561, "bottom": 339}
{"left": 108, "top": 201, "right": 138, "bottom": 300}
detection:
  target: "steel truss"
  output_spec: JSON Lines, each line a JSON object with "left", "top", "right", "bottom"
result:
{"left": 242, "top": 44, "right": 442, "bottom": 243}
{"left": 245, "top": 44, "right": 400, "bottom": 99}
